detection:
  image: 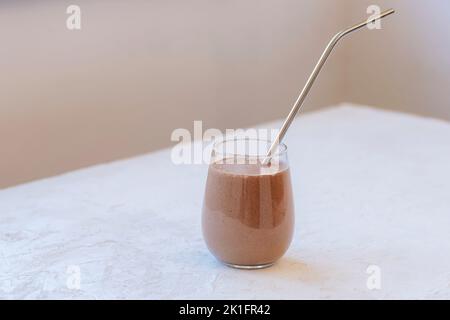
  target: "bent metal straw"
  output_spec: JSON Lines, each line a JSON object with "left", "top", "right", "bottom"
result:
{"left": 263, "top": 9, "right": 395, "bottom": 165}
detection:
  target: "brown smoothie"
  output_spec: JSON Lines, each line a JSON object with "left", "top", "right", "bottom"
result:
{"left": 202, "top": 160, "right": 294, "bottom": 267}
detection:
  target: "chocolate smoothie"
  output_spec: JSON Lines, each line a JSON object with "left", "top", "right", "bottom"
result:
{"left": 202, "top": 160, "right": 294, "bottom": 267}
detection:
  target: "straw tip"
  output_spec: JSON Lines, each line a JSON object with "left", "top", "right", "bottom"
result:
{"left": 385, "top": 8, "right": 396, "bottom": 15}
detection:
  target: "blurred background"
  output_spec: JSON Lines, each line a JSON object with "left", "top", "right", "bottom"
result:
{"left": 1, "top": 0, "right": 449, "bottom": 188}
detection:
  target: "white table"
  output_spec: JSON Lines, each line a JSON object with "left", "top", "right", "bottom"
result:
{"left": 1, "top": 104, "right": 450, "bottom": 299}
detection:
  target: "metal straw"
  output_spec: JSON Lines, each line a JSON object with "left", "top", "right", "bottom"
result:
{"left": 263, "top": 9, "right": 395, "bottom": 165}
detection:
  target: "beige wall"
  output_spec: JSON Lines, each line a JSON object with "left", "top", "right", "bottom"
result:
{"left": 343, "top": 0, "right": 450, "bottom": 120}
{"left": 1, "top": 0, "right": 449, "bottom": 188}
{"left": 0, "top": 0, "right": 346, "bottom": 188}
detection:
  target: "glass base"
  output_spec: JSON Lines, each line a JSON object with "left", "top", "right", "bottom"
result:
{"left": 223, "top": 261, "right": 275, "bottom": 270}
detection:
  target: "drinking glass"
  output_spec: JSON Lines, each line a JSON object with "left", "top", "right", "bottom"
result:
{"left": 202, "top": 138, "right": 295, "bottom": 269}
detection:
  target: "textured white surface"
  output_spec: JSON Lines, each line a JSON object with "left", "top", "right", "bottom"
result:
{"left": 1, "top": 105, "right": 450, "bottom": 299}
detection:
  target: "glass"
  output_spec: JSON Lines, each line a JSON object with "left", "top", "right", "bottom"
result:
{"left": 202, "top": 138, "right": 295, "bottom": 269}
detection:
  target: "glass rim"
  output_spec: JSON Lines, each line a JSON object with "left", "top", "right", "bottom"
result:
{"left": 212, "top": 137, "right": 288, "bottom": 158}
